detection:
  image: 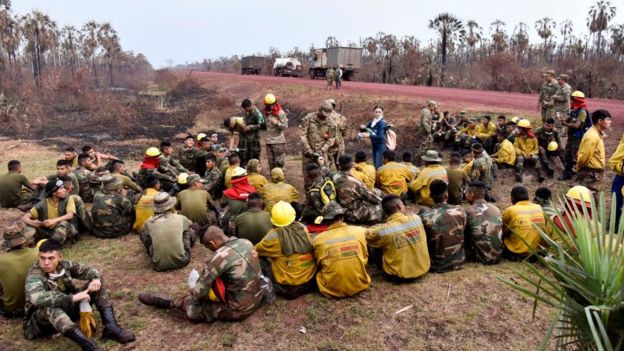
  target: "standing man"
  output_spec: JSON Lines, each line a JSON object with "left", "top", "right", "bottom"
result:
{"left": 559, "top": 90, "right": 590, "bottom": 180}
{"left": 327, "top": 99, "right": 348, "bottom": 162}
{"left": 239, "top": 99, "right": 266, "bottom": 165}
{"left": 419, "top": 101, "right": 439, "bottom": 158}
{"left": 576, "top": 110, "right": 611, "bottom": 191}
{"left": 300, "top": 100, "right": 338, "bottom": 187}
{"left": 263, "top": 93, "right": 288, "bottom": 170}
{"left": 326, "top": 66, "right": 335, "bottom": 90}
{"left": 463, "top": 181, "right": 503, "bottom": 264}
{"left": 538, "top": 70, "right": 558, "bottom": 122}
{"left": 553, "top": 74, "right": 572, "bottom": 123}
{"left": 335, "top": 65, "right": 343, "bottom": 89}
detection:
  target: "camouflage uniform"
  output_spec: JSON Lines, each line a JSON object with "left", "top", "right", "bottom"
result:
{"left": 138, "top": 167, "right": 175, "bottom": 191}
{"left": 332, "top": 171, "right": 383, "bottom": 224}
{"left": 23, "top": 260, "right": 109, "bottom": 339}
{"left": 158, "top": 155, "right": 188, "bottom": 178}
{"left": 420, "top": 203, "right": 467, "bottom": 272}
{"left": 538, "top": 80, "right": 558, "bottom": 121}
{"left": 326, "top": 67, "right": 335, "bottom": 88}
{"left": 264, "top": 107, "right": 288, "bottom": 170}
{"left": 331, "top": 111, "right": 348, "bottom": 159}
{"left": 203, "top": 167, "right": 222, "bottom": 199}
{"left": 91, "top": 190, "right": 133, "bottom": 238}
{"left": 303, "top": 176, "right": 332, "bottom": 219}
{"left": 419, "top": 107, "right": 434, "bottom": 156}
{"left": 31, "top": 197, "right": 79, "bottom": 244}
{"left": 535, "top": 127, "right": 564, "bottom": 176}
{"left": 239, "top": 106, "right": 266, "bottom": 164}
{"left": 553, "top": 82, "right": 572, "bottom": 119}
{"left": 463, "top": 200, "right": 503, "bottom": 264}
{"left": 175, "top": 238, "right": 263, "bottom": 322}
{"left": 178, "top": 147, "right": 205, "bottom": 174}
{"left": 71, "top": 194, "right": 93, "bottom": 233}
{"left": 300, "top": 111, "right": 338, "bottom": 185}
{"left": 470, "top": 151, "right": 494, "bottom": 189}
{"left": 72, "top": 166, "right": 99, "bottom": 203}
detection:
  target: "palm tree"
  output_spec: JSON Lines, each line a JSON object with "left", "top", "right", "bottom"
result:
{"left": 97, "top": 22, "right": 120, "bottom": 86}
{"left": 535, "top": 17, "right": 556, "bottom": 59}
{"left": 512, "top": 22, "right": 529, "bottom": 63}
{"left": 61, "top": 25, "right": 79, "bottom": 79}
{"left": 490, "top": 20, "right": 507, "bottom": 53}
{"left": 81, "top": 21, "right": 100, "bottom": 86}
{"left": 610, "top": 24, "right": 624, "bottom": 59}
{"left": 560, "top": 20, "right": 574, "bottom": 54}
{"left": 465, "top": 20, "right": 481, "bottom": 63}
{"left": 20, "top": 10, "right": 55, "bottom": 85}
{"left": 587, "top": 0, "right": 616, "bottom": 55}
{"left": 429, "top": 13, "right": 465, "bottom": 86}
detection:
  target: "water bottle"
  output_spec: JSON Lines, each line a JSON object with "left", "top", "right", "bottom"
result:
{"left": 260, "top": 274, "right": 276, "bottom": 304}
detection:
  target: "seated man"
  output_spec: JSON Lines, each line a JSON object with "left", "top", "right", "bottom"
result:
{"left": 232, "top": 192, "right": 273, "bottom": 245}
{"left": 551, "top": 185, "right": 593, "bottom": 238}
{"left": 59, "top": 175, "right": 93, "bottom": 234}
{"left": 535, "top": 118, "right": 564, "bottom": 178}
{"left": 463, "top": 181, "right": 503, "bottom": 264}
{"left": 420, "top": 180, "right": 467, "bottom": 272}
{"left": 91, "top": 175, "right": 134, "bottom": 238}
{"left": 333, "top": 156, "right": 383, "bottom": 224}
{"left": 302, "top": 163, "right": 336, "bottom": 221}
{"left": 47, "top": 160, "right": 80, "bottom": 196}
{"left": 158, "top": 141, "right": 189, "bottom": 177}
{"left": 366, "top": 195, "right": 430, "bottom": 281}
{"left": 246, "top": 159, "right": 268, "bottom": 192}
{"left": 63, "top": 146, "right": 78, "bottom": 167}
{"left": 140, "top": 192, "right": 197, "bottom": 271}
{"left": 491, "top": 131, "right": 516, "bottom": 169}
{"left": 0, "top": 160, "right": 46, "bottom": 208}
{"left": 21, "top": 179, "right": 78, "bottom": 244}
{"left": 134, "top": 175, "right": 161, "bottom": 233}
{"left": 475, "top": 115, "right": 497, "bottom": 151}
{"left": 261, "top": 168, "right": 300, "bottom": 213}
{"left": 312, "top": 201, "right": 370, "bottom": 298}
{"left": 409, "top": 150, "right": 448, "bottom": 207}
{"left": 352, "top": 151, "right": 375, "bottom": 189}
{"left": 176, "top": 174, "right": 218, "bottom": 226}
{"left": 138, "top": 147, "right": 176, "bottom": 192}
{"left": 23, "top": 239, "right": 135, "bottom": 348}
{"left": 534, "top": 187, "right": 556, "bottom": 219}
{"left": 514, "top": 119, "right": 544, "bottom": 182}
{"left": 222, "top": 168, "right": 256, "bottom": 219}
{"left": 203, "top": 154, "right": 222, "bottom": 199}
{"left": 255, "top": 201, "right": 316, "bottom": 299}
{"left": 445, "top": 152, "right": 470, "bottom": 205}
{"left": 400, "top": 152, "right": 420, "bottom": 181}
{"left": 72, "top": 153, "right": 99, "bottom": 203}
{"left": 469, "top": 143, "right": 493, "bottom": 189}
{"left": 82, "top": 145, "right": 118, "bottom": 168}
{"left": 502, "top": 185, "right": 546, "bottom": 259}
{"left": 376, "top": 150, "right": 412, "bottom": 196}
{"left": 138, "top": 226, "right": 264, "bottom": 323}
{"left": 223, "top": 153, "right": 241, "bottom": 189}
{"left": 0, "top": 222, "right": 38, "bottom": 317}
{"left": 111, "top": 160, "right": 142, "bottom": 197}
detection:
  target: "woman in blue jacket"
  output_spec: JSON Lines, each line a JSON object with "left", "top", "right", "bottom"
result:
{"left": 362, "top": 106, "right": 387, "bottom": 168}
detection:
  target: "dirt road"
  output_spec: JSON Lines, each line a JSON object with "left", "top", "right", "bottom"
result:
{"left": 190, "top": 71, "right": 624, "bottom": 122}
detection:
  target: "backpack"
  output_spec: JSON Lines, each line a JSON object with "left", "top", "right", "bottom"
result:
{"left": 570, "top": 108, "right": 592, "bottom": 138}
{"left": 309, "top": 177, "right": 336, "bottom": 205}
{"left": 385, "top": 124, "right": 397, "bottom": 151}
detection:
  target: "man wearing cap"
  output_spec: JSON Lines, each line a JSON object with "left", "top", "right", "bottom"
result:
{"left": 327, "top": 99, "right": 348, "bottom": 162}
{"left": 366, "top": 195, "right": 430, "bottom": 281}
{"left": 138, "top": 225, "right": 263, "bottom": 323}
{"left": 91, "top": 175, "right": 134, "bottom": 238}
{"left": 553, "top": 74, "right": 572, "bottom": 121}
{"left": 576, "top": 110, "right": 611, "bottom": 190}
{"left": 502, "top": 186, "right": 546, "bottom": 259}
{"left": 0, "top": 160, "right": 47, "bottom": 208}
{"left": 469, "top": 143, "right": 494, "bottom": 189}
{"left": 409, "top": 150, "right": 448, "bottom": 207}
{"left": 239, "top": 99, "right": 266, "bottom": 165}
{"left": 263, "top": 93, "right": 289, "bottom": 170}
{"left": 559, "top": 90, "right": 590, "bottom": 180}
{"left": 21, "top": 179, "right": 78, "bottom": 244}
{"left": 538, "top": 70, "right": 558, "bottom": 122}
{"left": 420, "top": 180, "right": 467, "bottom": 272}
{"left": 535, "top": 118, "right": 564, "bottom": 178}
{"left": 419, "top": 101, "right": 439, "bottom": 157}
{"left": 134, "top": 175, "right": 161, "bottom": 233}
{"left": 0, "top": 222, "right": 38, "bottom": 317}
{"left": 232, "top": 192, "right": 272, "bottom": 245}
{"left": 514, "top": 119, "right": 544, "bottom": 183}
{"left": 463, "top": 181, "right": 503, "bottom": 264}
{"left": 140, "top": 192, "right": 197, "bottom": 271}
{"left": 376, "top": 150, "right": 413, "bottom": 196}
{"left": 261, "top": 168, "right": 300, "bottom": 213}
{"left": 333, "top": 156, "right": 383, "bottom": 224}
{"left": 246, "top": 159, "right": 268, "bottom": 192}
{"left": 176, "top": 174, "right": 218, "bottom": 226}
{"left": 255, "top": 201, "right": 316, "bottom": 299}
{"left": 72, "top": 154, "right": 99, "bottom": 203}
{"left": 24, "top": 239, "right": 135, "bottom": 349}
{"left": 312, "top": 201, "right": 370, "bottom": 297}
{"left": 300, "top": 101, "right": 338, "bottom": 187}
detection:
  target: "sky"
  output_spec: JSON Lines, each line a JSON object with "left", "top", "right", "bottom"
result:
{"left": 11, "top": 0, "right": 624, "bottom": 68}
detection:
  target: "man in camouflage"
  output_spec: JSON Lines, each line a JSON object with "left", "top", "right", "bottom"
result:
{"left": 538, "top": 70, "right": 558, "bottom": 122}
{"left": 419, "top": 101, "right": 439, "bottom": 158}
{"left": 239, "top": 99, "right": 266, "bottom": 164}
{"left": 138, "top": 225, "right": 264, "bottom": 323}
{"left": 203, "top": 154, "right": 222, "bottom": 199}
{"left": 72, "top": 153, "right": 99, "bottom": 203}
{"left": 178, "top": 134, "right": 204, "bottom": 173}
{"left": 463, "top": 181, "right": 503, "bottom": 264}
{"left": 91, "top": 175, "right": 133, "bottom": 238}
{"left": 327, "top": 99, "right": 348, "bottom": 162}
{"left": 535, "top": 118, "right": 565, "bottom": 178}
{"left": 159, "top": 141, "right": 189, "bottom": 178}
{"left": 263, "top": 94, "right": 289, "bottom": 170}
{"left": 326, "top": 66, "right": 335, "bottom": 90}
{"left": 59, "top": 175, "right": 93, "bottom": 234}
{"left": 553, "top": 74, "right": 572, "bottom": 122}
{"left": 420, "top": 180, "right": 467, "bottom": 272}
{"left": 24, "top": 239, "right": 135, "bottom": 349}
{"left": 300, "top": 100, "right": 338, "bottom": 187}
{"left": 332, "top": 155, "right": 383, "bottom": 224}
{"left": 469, "top": 143, "right": 493, "bottom": 189}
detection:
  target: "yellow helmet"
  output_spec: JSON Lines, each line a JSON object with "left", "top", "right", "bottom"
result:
{"left": 547, "top": 141, "right": 558, "bottom": 152}
{"left": 270, "top": 201, "right": 296, "bottom": 227}
{"left": 264, "top": 93, "right": 276, "bottom": 105}
{"left": 510, "top": 116, "right": 520, "bottom": 124}
{"left": 517, "top": 119, "right": 531, "bottom": 128}
{"left": 231, "top": 167, "right": 247, "bottom": 178}
{"left": 177, "top": 172, "right": 189, "bottom": 185}
{"left": 566, "top": 185, "right": 593, "bottom": 204}
{"left": 196, "top": 133, "right": 207, "bottom": 141}
{"left": 571, "top": 91, "right": 585, "bottom": 99}
{"left": 145, "top": 147, "right": 161, "bottom": 157}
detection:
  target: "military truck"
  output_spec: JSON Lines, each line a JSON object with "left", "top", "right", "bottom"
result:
{"left": 241, "top": 56, "right": 267, "bottom": 75}
{"left": 309, "top": 47, "right": 363, "bottom": 81}
{"left": 273, "top": 58, "right": 303, "bottom": 77}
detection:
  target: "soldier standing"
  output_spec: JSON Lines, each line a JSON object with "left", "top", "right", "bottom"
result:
{"left": 326, "top": 66, "right": 335, "bottom": 90}
{"left": 263, "top": 94, "right": 288, "bottom": 170}
{"left": 553, "top": 74, "right": 572, "bottom": 126}
{"left": 239, "top": 99, "right": 266, "bottom": 164}
{"left": 300, "top": 101, "right": 338, "bottom": 188}
{"left": 419, "top": 101, "right": 439, "bottom": 158}
{"left": 327, "top": 99, "right": 348, "bottom": 162}
{"left": 538, "top": 70, "right": 558, "bottom": 122}
{"left": 335, "top": 65, "right": 343, "bottom": 89}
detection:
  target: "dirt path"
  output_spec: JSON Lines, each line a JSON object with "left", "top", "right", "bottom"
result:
{"left": 189, "top": 71, "right": 624, "bottom": 122}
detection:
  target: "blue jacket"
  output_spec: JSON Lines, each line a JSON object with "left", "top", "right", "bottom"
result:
{"left": 367, "top": 118, "right": 387, "bottom": 147}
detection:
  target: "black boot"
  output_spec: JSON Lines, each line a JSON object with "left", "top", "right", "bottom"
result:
{"left": 63, "top": 327, "right": 102, "bottom": 351}
{"left": 138, "top": 292, "right": 173, "bottom": 308}
{"left": 99, "top": 306, "right": 136, "bottom": 344}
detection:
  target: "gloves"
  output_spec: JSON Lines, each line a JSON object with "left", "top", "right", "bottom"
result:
{"left": 78, "top": 301, "right": 96, "bottom": 337}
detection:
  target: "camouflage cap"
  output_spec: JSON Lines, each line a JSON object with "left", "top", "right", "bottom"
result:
{"left": 101, "top": 174, "right": 121, "bottom": 191}
{"left": 324, "top": 99, "right": 337, "bottom": 108}
{"left": 421, "top": 150, "right": 442, "bottom": 163}
{"left": 545, "top": 69, "right": 555, "bottom": 76}
{"left": 2, "top": 221, "right": 35, "bottom": 248}
{"left": 558, "top": 74, "right": 569, "bottom": 80}
{"left": 427, "top": 100, "right": 438, "bottom": 108}
{"left": 153, "top": 192, "right": 177, "bottom": 214}
{"left": 187, "top": 174, "right": 206, "bottom": 185}
{"left": 319, "top": 100, "right": 333, "bottom": 117}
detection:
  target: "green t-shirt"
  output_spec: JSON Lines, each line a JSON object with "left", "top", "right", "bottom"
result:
{"left": 112, "top": 173, "right": 141, "bottom": 192}
{"left": 176, "top": 188, "right": 212, "bottom": 225}
{"left": 0, "top": 248, "right": 38, "bottom": 312}
{"left": 143, "top": 213, "right": 191, "bottom": 271}
{"left": 233, "top": 209, "right": 273, "bottom": 245}
{"left": 0, "top": 172, "right": 29, "bottom": 208}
